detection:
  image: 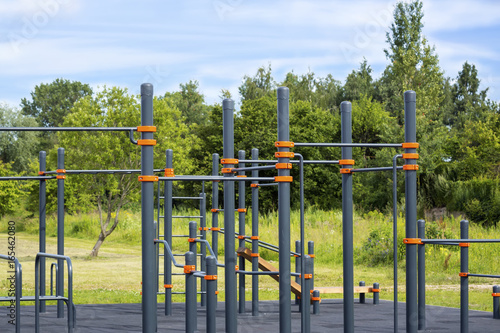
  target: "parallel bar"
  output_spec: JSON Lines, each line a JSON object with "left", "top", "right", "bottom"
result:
{"left": 0, "top": 176, "right": 56, "bottom": 180}
{"left": 422, "top": 239, "right": 500, "bottom": 243}
{"left": 239, "top": 159, "right": 340, "bottom": 165}
{"left": 294, "top": 142, "right": 402, "bottom": 148}
{"left": 172, "top": 196, "right": 203, "bottom": 200}
{"left": 159, "top": 176, "right": 275, "bottom": 182}
{"left": 44, "top": 169, "right": 164, "bottom": 175}
{"left": 232, "top": 165, "right": 276, "bottom": 172}
{"left": 351, "top": 166, "right": 403, "bottom": 173}
{"left": 468, "top": 274, "right": 500, "bottom": 279}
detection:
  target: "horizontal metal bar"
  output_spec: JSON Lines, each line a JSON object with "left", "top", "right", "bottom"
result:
{"left": 158, "top": 176, "right": 276, "bottom": 182}
{"left": 351, "top": 166, "right": 404, "bottom": 173}
{"left": 257, "top": 183, "right": 279, "bottom": 187}
{"left": 468, "top": 273, "right": 500, "bottom": 279}
{"left": 172, "top": 291, "right": 186, "bottom": 294}
{"left": 421, "top": 239, "right": 500, "bottom": 243}
{"left": 239, "top": 160, "right": 339, "bottom": 165}
{"left": 172, "top": 216, "right": 203, "bottom": 219}
{"left": 172, "top": 197, "right": 203, "bottom": 200}
{"left": 172, "top": 235, "right": 189, "bottom": 238}
{"left": 43, "top": 169, "right": 164, "bottom": 175}
{"left": 232, "top": 165, "right": 276, "bottom": 172}
{"left": 294, "top": 142, "right": 403, "bottom": 148}
{"left": 0, "top": 127, "right": 137, "bottom": 132}
{"left": 0, "top": 176, "right": 57, "bottom": 181}
{"left": 172, "top": 273, "right": 185, "bottom": 276}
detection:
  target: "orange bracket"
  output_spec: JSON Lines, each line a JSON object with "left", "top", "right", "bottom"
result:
{"left": 188, "top": 238, "right": 196, "bottom": 243}
{"left": 276, "top": 163, "right": 292, "bottom": 169}
{"left": 275, "top": 141, "right": 295, "bottom": 148}
{"left": 235, "top": 265, "right": 239, "bottom": 271}
{"left": 403, "top": 165, "right": 419, "bottom": 171}
{"left": 56, "top": 169, "right": 66, "bottom": 173}
{"left": 138, "top": 175, "right": 159, "bottom": 182}
{"left": 340, "top": 168, "right": 351, "bottom": 174}
{"left": 403, "top": 238, "right": 423, "bottom": 244}
{"left": 164, "top": 168, "right": 174, "bottom": 177}
{"left": 38, "top": 171, "right": 45, "bottom": 176}
{"left": 402, "top": 142, "right": 419, "bottom": 149}
{"left": 301, "top": 274, "right": 312, "bottom": 279}
{"left": 250, "top": 183, "right": 259, "bottom": 188}
{"left": 311, "top": 296, "right": 321, "bottom": 302}
{"left": 275, "top": 151, "right": 295, "bottom": 158}
{"left": 339, "top": 159, "right": 355, "bottom": 165}
{"left": 215, "top": 291, "right": 219, "bottom": 295}
{"left": 137, "top": 139, "right": 157, "bottom": 146}
{"left": 221, "top": 168, "right": 234, "bottom": 174}
{"left": 250, "top": 253, "right": 260, "bottom": 257}
{"left": 403, "top": 153, "right": 419, "bottom": 159}
{"left": 137, "top": 126, "right": 156, "bottom": 132}
{"left": 237, "top": 208, "right": 247, "bottom": 213}
{"left": 204, "top": 275, "right": 218, "bottom": 281}
{"left": 211, "top": 227, "right": 221, "bottom": 231}
{"left": 459, "top": 243, "right": 470, "bottom": 247}
{"left": 492, "top": 293, "right": 500, "bottom": 297}
{"left": 372, "top": 288, "right": 381, "bottom": 293}
{"left": 164, "top": 284, "right": 173, "bottom": 289}
{"left": 250, "top": 236, "right": 260, "bottom": 240}
{"left": 236, "top": 175, "right": 247, "bottom": 178}
{"left": 211, "top": 208, "right": 219, "bottom": 213}
{"left": 459, "top": 272, "right": 468, "bottom": 277}
{"left": 309, "top": 254, "right": 316, "bottom": 258}
{"left": 275, "top": 176, "right": 293, "bottom": 182}
{"left": 184, "top": 265, "right": 196, "bottom": 274}
{"left": 56, "top": 175, "right": 66, "bottom": 180}
{"left": 237, "top": 235, "right": 246, "bottom": 240}
{"left": 198, "top": 227, "right": 209, "bottom": 231}
{"left": 221, "top": 158, "right": 238, "bottom": 165}
{"left": 294, "top": 254, "right": 300, "bottom": 258}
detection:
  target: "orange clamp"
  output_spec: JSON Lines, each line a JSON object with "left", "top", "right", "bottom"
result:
{"left": 56, "top": 169, "right": 66, "bottom": 173}
{"left": 188, "top": 238, "right": 196, "bottom": 243}
{"left": 339, "top": 159, "right": 355, "bottom": 165}
{"left": 198, "top": 227, "right": 209, "bottom": 231}
{"left": 459, "top": 243, "right": 470, "bottom": 247}
{"left": 403, "top": 164, "right": 419, "bottom": 171}
{"left": 492, "top": 293, "right": 500, "bottom": 297}
{"left": 403, "top": 238, "right": 423, "bottom": 244}
{"left": 38, "top": 171, "right": 45, "bottom": 176}
{"left": 402, "top": 142, "right": 419, "bottom": 149}
{"left": 274, "top": 176, "right": 293, "bottom": 182}
{"left": 459, "top": 272, "right": 468, "bottom": 277}
{"left": 164, "top": 284, "right": 173, "bottom": 289}
{"left": 237, "top": 235, "right": 246, "bottom": 240}
{"left": 164, "top": 168, "right": 174, "bottom": 177}
{"left": 184, "top": 265, "right": 196, "bottom": 274}
{"left": 309, "top": 254, "right": 315, "bottom": 258}
{"left": 301, "top": 274, "right": 312, "bottom": 279}
{"left": 137, "top": 126, "right": 157, "bottom": 132}
{"left": 211, "top": 227, "right": 221, "bottom": 231}
{"left": 250, "top": 236, "right": 260, "bottom": 240}
{"left": 250, "top": 183, "right": 259, "bottom": 188}
{"left": 221, "top": 168, "right": 234, "bottom": 174}
{"left": 56, "top": 175, "right": 66, "bottom": 180}
{"left": 275, "top": 141, "right": 295, "bottom": 148}
{"left": 235, "top": 265, "right": 239, "bottom": 271}
{"left": 311, "top": 296, "right": 321, "bottom": 302}
{"left": 340, "top": 168, "right": 351, "bottom": 174}
{"left": 372, "top": 288, "right": 381, "bottom": 293}
{"left": 251, "top": 253, "right": 260, "bottom": 257}
{"left": 204, "top": 275, "right": 218, "bottom": 281}
{"left": 276, "top": 163, "right": 292, "bottom": 169}
{"left": 237, "top": 208, "right": 247, "bottom": 213}
{"left": 294, "top": 254, "right": 300, "bottom": 258}
{"left": 221, "top": 158, "right": 238, "bottom": 165}
{"left": 215, "top": 291, "right": 219, "bottom": 295}
{"left": 275, "top": 152, "right": 295, "bottom": 158}
{"left": 403, "top": 153, "right": 419, "bottom": 159}
{"left": 236, "top": 175, "right": 247, "bottom": 178}
{"left": 138, "top": 175, "right": 159, "bottom": 182}
{"left": 137, "top": 139, "right": 157, "bottom": 146}
{"left": 211, "top": 208, "right": 219, "bottom": 213}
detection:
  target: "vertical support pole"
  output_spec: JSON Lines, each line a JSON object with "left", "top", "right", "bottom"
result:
{"left": 206, "top": 256, "right": 217, "bottom": 333}
{"left": 392, "top": 154, "right": 401, "bottom": 333}
{"left": 404, "top": 90, "right": 418, "bottom": 333}
{"left": 308, "top": 241, "right": 315, "bottom": 293}
{"left": 223, "top": 98, "right": 237, "bottom": 333}
{"left": 493, "top": 286, "right": 500, "bottom": 319}
{"left": 141, "top": 83, "right": 156, "bottom": 333}
{"left": 185, "top": 251, "right": 197, "bottom": 333}
{"left": 165, "top": 149, "right": 173, "bottom": 316}
{"left": 303, "top": 255, "right": 312, "bottom": 333}
{"left": 373, "top": 283, "right": 380, "bottom": 304}
{"left": 56, "top": 148, "right": 65, "bottom": 318}
{"left": 211, "top": 153, "right": 219, "bottom": 306}
{"left": 251, "top": 148, "right": 259, "bottom": 316}
{"left": 277, "top": 87, "right": 291, "bottom": 333}
{"left": 189, "top": 221, "right": 197, "bottom": 261}
{"left": 200, "top": 192, "right": 207, "bottom": 307}
{"left": 238, "top": 150, "right": 246, "bottom": 314}
{"left": 39, "top": 151, "right": 47, "bottom": 313}
{"left": 359, "top": 281, "right": 365, "bottom": 304}
{"left": 460, "top": 220, "right": 469, "bottom": 333}
{"left": 340, "top": 101, "right": 354, "bottom": 333}
{"left": 312, "top": 290, "right": 320, "bottom": 315}
{"left": 295, "top": 241, "right": 301, "bottom": 308}
{"left": 418, "top": 219, "right": 426, "bottom": 330}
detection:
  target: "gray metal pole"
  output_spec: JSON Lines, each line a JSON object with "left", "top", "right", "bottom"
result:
{"left": 57, "top": 148, "right": 65, "bottom": 318}
{"left": 392, "top": 153, "right": 402, "bottom": 333}
{"left": 404, "top": 90, "right": 418, "bottom": 333}
{"left": 200, "top": 192, "right": 207, "bottom": 307}
{"left": 223, "top": 98, "right": 237, "bottom": 333}
{"left": 212, "top": 153, "right": 219, "bottom": 306}
{"left": 359, "top": 281, "right": 365, "bottom": 304}
{"left": 303, "top": 255, "right": 312, "bottom": 333}
{"left": 308, "top": 241, "right": 315, "bottom": 293}
{"left": 460, "top": 220, "right": 469, "bottom": 333}
{"left": 238, "top": 150, "right": 246, "bottom": 314}
{"left": 251, "top": 148, "right": 259, "bottom": 316}
{"left": 140, "top": 83, "right": 156, "bottom": 333}
{"left": 277, "top": 87, "right": 292, "bottom": 333}
{"left": 39, "top": 151, "right": 47, "bottom": 313}
{"left": 165, "top": 149, "right": 173, "bottom": 316}
{"left": 296, "top": 241, "right": 302, "bottom": 309}
{"left": 340, "top": 101, "right": 354, "bottom": 333}
{"left": 493, "top": 286, "right": 500, "bottom": 319}
{"left": 312, "top": 290, "right": 320, "bottom": 315}
{"left": 418, "top": 219, "right": 426, "bottom": 330}
{"left": 185, "top": 251, "right": 197, "bottom": 333}
{"left": 206, "top": 256, "right": 217, "bottom": 333}
{"left": 373, "top": 283, "right": 380, "bottom": 305}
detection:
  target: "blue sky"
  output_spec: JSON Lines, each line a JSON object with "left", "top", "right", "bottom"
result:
{"left": 1, "top": 0, "right": 499, "bottom": 108}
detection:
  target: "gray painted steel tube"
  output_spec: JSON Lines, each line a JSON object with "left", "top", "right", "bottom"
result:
{"left": 277, "top": 87, "right": 292, "bottom": 333}
{"left": 359, "top": 281, "right": 365, "bottom": 304}
{"left": 404, "top": 90, "right": 418, "bottom": 333}
{"left": 251, "top": 148, "right": 259, "bottom": 316}
{"left": 312, "top": 290, "right": 320, "bottom": 315}
{"left": 200, "top": 192, "right": 207, "bottom": 306}
{"left": 206, "top": 256, "right": 217, "bottom": 333}
{"left": 303, "top": 255, "right": 312, "bottom": 333}
{"left": 294, "top": 142, "right": 402, "bottom": 148}
{"left": 212, "top": 153, "right": 219, "bottom": 306}
{"left": 295, "top": 241, "right": 301, "bottom": 308}
{"left": 308, "top": 241, "right": 314, "bottom": 293}
{"left": 165, "top": 149, "right": 173, "bottom": 316}
{"left": 223, "top": 99, "right": 237, "bottom": 333}
{"left": 460, "top": 220, "right": 469, "bottom": 333}
{"left": 493, "top": 286, "right": 500, "bottom": 319}
{"left": 373, "top": 283, "right": 380, "bottom": 304}
{"left": 185, "top": 251, "right": 197, "bottom": 333}
{"left": 56, "top": 148, "right": 65, "bottom": 318}
{"left": 39, "top": 151, "right": 47, "bottom": 313}
{"left": 238, "top": 150, "right": 246, "bottom": 314}
{"left": 341, "top": 101, "right": 354, "bottom": 333}
{"left": 418, "top": 220, "right": 426, "bottom": 330}
{"left": 392, "top": 153, "right": 402, "bottom": 333}
{"left": 140, "top": 83, "right": 156, "bottom": 333}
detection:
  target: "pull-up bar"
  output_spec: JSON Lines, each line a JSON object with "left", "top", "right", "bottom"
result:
{"left": 0, "top": 127, "right": 137, "bottom": 131}
{"left": 294, "top": 142, "right": 403, "bottom": 148}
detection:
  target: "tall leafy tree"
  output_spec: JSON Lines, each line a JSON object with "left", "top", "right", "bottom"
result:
{"left": 239, "top": 65, "right": 275, "bottom": 102}
{"left": 164, "top": 80, "right": 209, "bottom": 126}
{"left": 0, "top": 160, "right": 23, "bottom": 217}
{"left": 341, "top": 59, "right": 375, "bottom": 102}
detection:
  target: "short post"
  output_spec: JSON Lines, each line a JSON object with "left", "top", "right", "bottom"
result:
{"left": 460, "top": 220, "right": 469, "bottom": 333}
{"left": 185, "top": 251, "right": 197, "bottom": 333}
{"left": 295, "top": 240, "right": 302, "bottom": 308}
{"left": 418, "top": 219, "right": 426, "bottom": 330}
{"left": 206, "top": 256, "right": 217, "bottom": 333}
{"left": 189, "top": 221, "right": 197, "bottom": 261}
{"left": 359, "top": 281, "right": 365, "bottom": 304}
{"left": 312, "top": 290, "right": 320, "bottom": 315}
{"left": 373, "top": 283, "right": 380, "bottom": 305}
{"left": 493, "top": 286, "right": 500, "bottom": 319}
{"left": 303, "top": 255, "right": 312, "bottom": 333}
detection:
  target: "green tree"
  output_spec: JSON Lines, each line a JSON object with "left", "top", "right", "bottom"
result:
{"left": 341, "top": 59, "right": 375, "bottom": 102}
{"left": 0, "top": 160, "right": 23, "bottom": 217}
{"left": 0, "top": 104, "right": 39, "bottom": 173}
{"left": 58, "top": 86, "right": 195, "bottom": 256}
{"left": 239, "top": 65, "right": 275, "bottom": 102}
{"left": 164, "top": 80, "right": 209, "bottom": 126}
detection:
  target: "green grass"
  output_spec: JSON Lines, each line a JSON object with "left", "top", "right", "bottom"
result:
{"left": 1, "top": 208, "right": 499, "bottom": 312}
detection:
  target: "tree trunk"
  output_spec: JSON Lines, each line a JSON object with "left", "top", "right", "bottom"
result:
{"left": 90, "top": 232, "right": 106, "bottom": 257}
